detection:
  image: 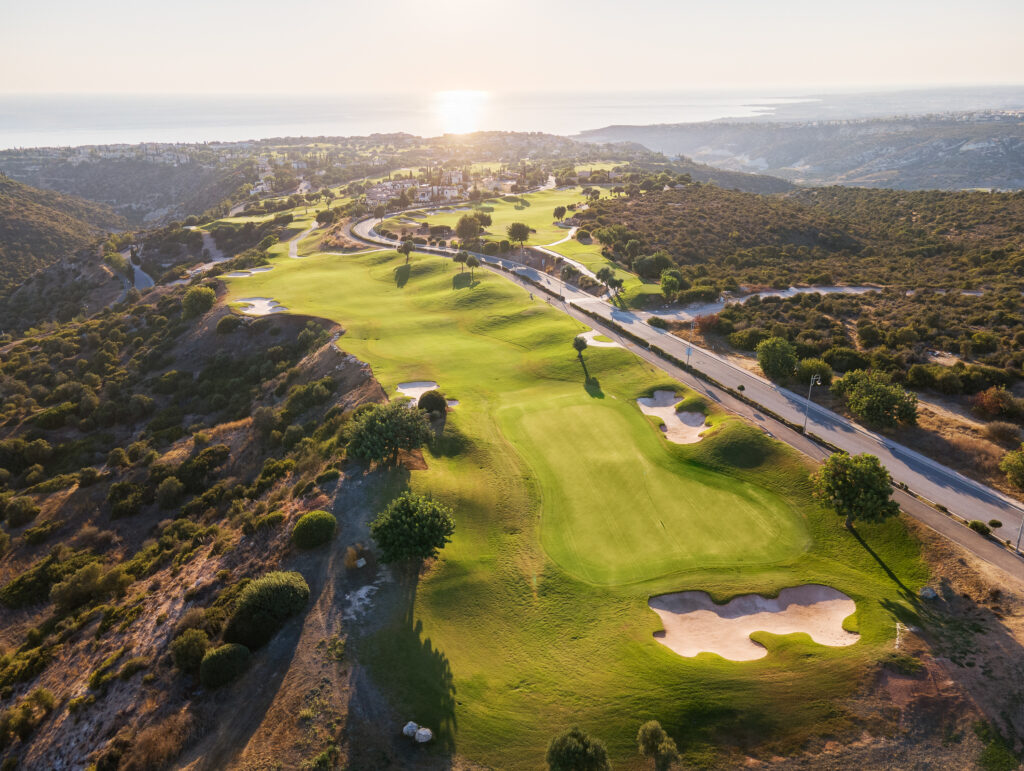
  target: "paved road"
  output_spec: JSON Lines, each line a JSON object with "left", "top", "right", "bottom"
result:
{"left": 349, "top": 214, "right": 1024, "bottom": 577}
{"left": 288, "top": 223, "right": 318, "bottom": 259}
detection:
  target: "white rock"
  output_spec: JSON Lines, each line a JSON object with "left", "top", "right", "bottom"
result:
{"left": 415, "top": 727, "right": 433, "bottom": 743}
{"left": 402, "top": 721, "right": 419, "bottom": 737}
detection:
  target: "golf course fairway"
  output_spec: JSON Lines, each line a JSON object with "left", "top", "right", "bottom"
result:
{"left": 224, "top": 247, "right": 929, "bottom": 768}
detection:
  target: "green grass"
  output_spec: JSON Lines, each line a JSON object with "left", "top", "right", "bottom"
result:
{"left": 225, "top": 249, "right": 929, "bottom": 768}
{"left": 382, "top": 187, "right": 587, "bottom": 247}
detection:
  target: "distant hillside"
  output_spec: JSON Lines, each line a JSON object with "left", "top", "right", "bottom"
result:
{"left": 576, "top": 114, "right": 1024, "bottom": 191}
{"left": 0, "top": 177, "right": 124, "bottom": 293}
{"left": 613, "top": 157, "right": 794, "bottom": 194}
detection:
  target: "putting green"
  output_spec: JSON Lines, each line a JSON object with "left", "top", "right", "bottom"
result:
{"left": 506, "top": 400, "right": 806, "bottom": 584}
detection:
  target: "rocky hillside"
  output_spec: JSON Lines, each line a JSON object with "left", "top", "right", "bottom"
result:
{"left": 0, "top": 283, "right": 387, "bottom": 769}
{"left": 0, "top": 177, "right": 124, "bottom": 294}
{"left": 576, "top": 114, "right": 1024, "bottom": 191}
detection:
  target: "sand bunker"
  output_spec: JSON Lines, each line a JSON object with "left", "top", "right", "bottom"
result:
{"left": 649, "top": 585, "right": 859, "bottom": 661}
{"left": 636, "top": 390, "right": 707, "bottom": 444}
{"left": 236, "top": 297, "right": 288, "bottom": 316}
{"left": 580, "top": 329, "right": 622, "bottom": 348}
{"left": 225, "top": 266, "right": 274, "bottom": 278}
{"left": 395, "top": 382, "right": 458, "bottom": 409}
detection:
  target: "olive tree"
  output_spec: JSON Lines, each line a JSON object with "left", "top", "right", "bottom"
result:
{"left": 546, "top": 726, "right": 610, "bottom": 771}
{"left": 370, "top": 492, "right": 455, "bottom": 564}
{"left": 347, "top": 402, "right": 433, "bottom": 466}
{"left": 506, "top": 222, "right": 530, "bottom": 248}
{"left": 637, "top": 720, "right": 680, "bottom": 771}
{"left": 813, "top": 451, "right": 899, "bottom": 529}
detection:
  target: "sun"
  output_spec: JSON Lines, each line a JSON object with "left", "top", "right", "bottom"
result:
{"left": 433, "top": 90, "right": 488, "bottom": 135}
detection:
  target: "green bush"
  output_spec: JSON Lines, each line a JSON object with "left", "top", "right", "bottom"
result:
{"left": 170, "top": 628, "right": 209, "bottom": 673}
{"left": 223, "top": 571, "right": 310, "bottom": 649}
{"left": 417, "top": 390, "right": 448, "bottom": 414}
{"left": 968, "top": 520, "right": 992, "bottom": 536}
{"left": 183, "top": 286, "right": 216, "bottom": 317}
{"left": 199, "top": 643, "right": 251, "bottom": 688}
{"left": 4, "top": 497, "right": 40, "bottom": 528}
{"left": 216, "top": 314, "right": 243, "bottom": 334}
{"left": 156, "top": 476, "right": 184, "bottom": 509}
{"left": 291, "top": 510, "right": 337, "bottom": 549}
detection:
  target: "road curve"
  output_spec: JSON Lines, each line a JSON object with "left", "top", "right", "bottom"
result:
{"left": 347, "top": 214, "right": 1024, "bottom": 577}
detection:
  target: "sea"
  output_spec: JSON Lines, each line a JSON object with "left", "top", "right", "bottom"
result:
{"left": 0, "top": 91, "right": 815, "bottom": 149}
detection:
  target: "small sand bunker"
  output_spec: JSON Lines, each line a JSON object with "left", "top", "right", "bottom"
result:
{"left": 396, "top": 381, "right": 439, "bottom": 402}
{"left": 236, "top": 297, "right": 288, "bottom": 316}
{"left": 636, "top": 390, "right": 706, "bottom": 444}
{"left": 649, "top": 585, "right": 859, "bottom": 661}
{"left": 580, "top": 329, "right": 621, "bottom": 348}
{"left": 225, "top": 266, "right": 274, "bottom": 277}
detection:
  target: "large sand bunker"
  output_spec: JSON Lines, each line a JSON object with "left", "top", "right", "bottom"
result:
{"left": 236, "top": 297, "right": 287, "bottom": 316}
{"left": 636, "top": 390, "right": 707, "bottom": 444}
{"left": 649, "top": 585, "right": 859, "bottom": 661}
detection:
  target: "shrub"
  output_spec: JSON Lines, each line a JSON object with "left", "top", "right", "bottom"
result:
{"left": 199, "top": 643, "right": 251, "bottom": 688}
{"left": 78, "top": 467, "right": 101, "bottom": 486}
{"left": 969, "top": 520, "right": 992, "bottom": 536}
{"left": 417, "top": 389, "right": 447, "bottom": 414}
{"left": 832, "top": 370, "right": 917, "bottom": 428}
{"left": 647, "top": 316, "right": 669, "bottom": 329}
{"left": 182, "top": 286, "right": 216, "bottom": 317}
{"left": 170, "top": 629, "right": 209, "bottom": 673}
{"left": 216, "top": 314, "right": 243, "bottom": 334}
{"left": 756, "top": 336, "right": 798, "bottom": 381}
{"left": 984, "top": 421, "right": 1020, "bottom": 445}
{"left": 1001, "top": 446, "right": 1024, "bottom": 489}
{"left": 988, "top": 519, "right": 1003, "bottom": 529}
{"left": 223, "top": 571, "right": 310, "bottom": 649}
{"left": 156, "top": 477, "right": 184, "bottom": 509}
{"left": 547, "top": 726, "right": 610, "bottom": 771}
{"left": 4, "top": 497, "right": 40, "bottom": 528}
{"left": 291, "top": 510, "right": 337, "bottom": 549}
{"left": 576, "top": 229, "right": 590, "bottom": 240}
{"left": 796, "top": 357, "right": 833, "bottom": 387}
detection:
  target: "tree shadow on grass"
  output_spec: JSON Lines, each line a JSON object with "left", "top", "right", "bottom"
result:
{"left": 849, "top": 526, "right": 916, "bottom": 602}
{"left": 429, "top": 422, "right": 472, "bottom": 458}
{"left": 451, "top": 273, "right": 477, "bottom": 290}
{"left": 584, "top": 376, "right": 604, "bottom": 399}
{"left": 394, "top": 264, "right": 411, "bottom": 288}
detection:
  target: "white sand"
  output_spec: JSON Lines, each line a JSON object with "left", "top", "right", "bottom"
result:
{"left": 636, "top": 390, "right": 707, "bottom": 444}
{"left": 395, "top": 380, "right": 442, "bottom": 403}
{"left": 648, "top": 585, "right": 859, "bottom": 661}
{"left": 225, "top": 266, "right": 275, "bottom": 277}
{"left": 580, "top": 329, "right": 622, "bottom": 348}
{"left": 236, "top": 297, "right": 288, "bottom": 316}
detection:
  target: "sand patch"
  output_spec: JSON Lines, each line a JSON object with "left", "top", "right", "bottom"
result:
{"left": 636, "top": 390, "right": 707, "bottom": 444}
{"left": 396, "top": 381, "right": 438, "bottom": 401}
{"left": 236, "top": 297, "right": 288, "bottom": 316}
{"left": 225, "top": 266, "right": 275, "bottom": 278}
{"left": 580, "top": 329, "right": 622, "bottom": 348}
{"left": 649, "top": 585, "right": 859, "bottom": 661}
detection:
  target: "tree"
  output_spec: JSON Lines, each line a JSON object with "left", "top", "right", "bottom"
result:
{"left": 455, "top": 214, "right": 480, "bottom": 242}
{"left": 553, "top": 206, "right": 567, "bottom": 222}
{"left": 347, "top": 402, "right": 433, "bottom": 465}
{"left": 182, "top": 286, "right": 216, "bottom": 318}
{"left": 373, "top": 205, "right": 386, "bottom": 219}
{"left": 454, "top": 251, "right": 468, "bottom": 272}
{"left": 370, "top": 492, "right": 455, "bottom": 564}
{"left": 796, "top": 358, "right": 833, "bottom": 387}
{"left": 417, "top": 389, "right": 448, "bottom": 413}
{"left": 573, "top": 336, "right": 588, "bottom": 360}
{"left": 466, "top": 254, "right": 479, "bottom": 279}
{"left": 660, "top": 268, "right": 686, "bottom": 298}
{"left": 507, "top": 222, "right": 530, "bottom": 248}
{"left": 399, "top": 240, "right": 414, "bottom": 263}
{"left": 813, "top": 452, "right": 899, "bottom": 529}
{"left": 1000, "top": 444, "right": 1024, "bottom": 489}
{"left": 546, "top": 726, "right": 610, "bottom": 771}
{"left": 755, "top": 336, "right": 797, "bottom": 381}
{"left": 637, "top": 721, "right": 680, "bottom": 771}
{"left": 832, "top": 370, "right": 917, "bottom": 428}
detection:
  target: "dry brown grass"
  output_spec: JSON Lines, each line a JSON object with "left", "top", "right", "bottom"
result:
{"left": 121, "top": 709, "right": 196, "bottom": 771}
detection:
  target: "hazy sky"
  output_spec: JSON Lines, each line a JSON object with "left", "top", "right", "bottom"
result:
{"left": 3, "top": 0, "right": 1022, "bottom": 94}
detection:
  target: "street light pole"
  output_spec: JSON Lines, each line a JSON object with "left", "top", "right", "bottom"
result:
{"left": 1016, "top": 515, "right": 1024, "bottom": 554}
{"left": 802, "top": 374, "right": 821, "bottom": 432}
{"left": 686, "top": 319, "right": 695, "bottom": 366}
